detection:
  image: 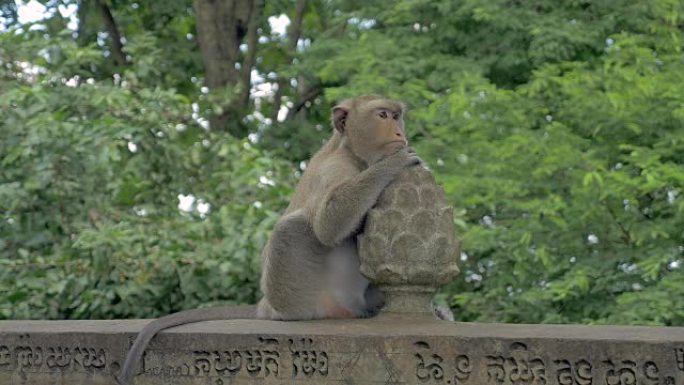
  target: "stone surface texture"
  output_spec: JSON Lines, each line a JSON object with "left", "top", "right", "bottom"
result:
{"left": 3, "top": 166, "right": 682, "bottom": 385}
{"left": 1, "top": 315, "right": 683, "bottom": 385}
{"left": 358, "top": 165, "right": 460, "bottom": 313}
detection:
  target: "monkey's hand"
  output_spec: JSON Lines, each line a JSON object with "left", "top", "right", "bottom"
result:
{"left": 313, "top": 148, "right": 420, "bottom": 246}
{"left": 406, "top": 146, "right": 426, "bottom": 166}
{"left": 372, "top": 147, "right": 422, "bottom": 178}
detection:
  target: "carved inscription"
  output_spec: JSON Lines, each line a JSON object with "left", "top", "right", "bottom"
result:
{"left": 603, "top": 359, "right": 637, "bottom": 385}
{"left": 0, "top": 346, "right": 10, "bottom": 367}
{"left": 602, "top": 359, "right": 661, "bottom": 385}
{"left": 413, "top": 341, "right": 472, "bottom": 384}
{"left": 454, "top": 354, "right": 473, "bottom": 384}
{"left": 213, "top": 351, "right": 241, "bottom": 375}
{"left": 16, "top": 346, "right": 42, "bottom": 370}
{"left": 147, "top": 337, "right": 331, "bottom": 379}
{"left": 643, "top": 361, "right": 660, "bottom": 385}
{"left": 414, "top": 341, "right": 445, "bottom": 381}
{"left": 2, "top": 336, "right": 674, "bottom": 384}
{"left": 0, "top": 344, "right": 106, "bottom": 371}
{"left": 481, "top": 344, "right": 668, "bottom": 385}
{"left": 554, "top": 359, "right": 592, "bottom": 385}
{"left": 0, "top": 335, "right": 680, "bottom": 384}
{"left": 289, "top": 338, "right": 328, "bottom": 377}
{"left": 486, "top": 343, "right": 547, "bottom": 385}
{"left": 190, "top": 337, "right": 280, "bottom": 378}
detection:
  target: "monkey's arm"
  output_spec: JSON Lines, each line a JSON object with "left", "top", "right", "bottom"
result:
{"left": 313, "top": 149, "right": 418, "bottom": 246}
{"left": 117, "top": 305, "right": 256, "bottom": 385}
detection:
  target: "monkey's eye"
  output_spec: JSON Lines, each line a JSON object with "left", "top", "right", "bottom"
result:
{"left": 392, "top": 112, "right": 400, "bottom": 120}
{"left": 378, "top": 111, "right": 388, "bottom": 119}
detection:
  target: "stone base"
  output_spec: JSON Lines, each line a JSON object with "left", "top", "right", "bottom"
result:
{"left": 1, "top": 313, "right": 683, "bottom": 385}
{"left": 380, "top": 285, "right": 435, "bottom": 314}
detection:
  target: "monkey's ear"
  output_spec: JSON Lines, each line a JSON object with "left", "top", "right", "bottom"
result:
{"left": 332, "top": 105, "right": 349, "bottom": 133}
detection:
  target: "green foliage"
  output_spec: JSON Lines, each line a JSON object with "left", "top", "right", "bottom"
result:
{"left": 1, "top": 0, "right": 682, "bottom": 325}
{"left": 294, "top": 0, "right": 684, "bottom": 325}
{"left": 0, "top": 27, "right": 294, "bottom": 319}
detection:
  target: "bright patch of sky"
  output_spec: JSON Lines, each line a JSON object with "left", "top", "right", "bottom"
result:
{"left": 244, "top": 15, "right": 292, "bottom": 129}
{"left": 17, "top": 0, "right": 46, "bottom": 23}
{"left": 178, "top": 194, "right": 195, "bottom": 212}
{"left": 15, "top": 0, "right": 78, "bottom": 30}
{"left": 268, "top": 14, "right": 290, "bottom": 36}
{"left": 348, "top": 17, "right": 376, "bottom": 29}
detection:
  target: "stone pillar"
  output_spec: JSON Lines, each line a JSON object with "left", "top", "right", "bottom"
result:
{"left": 358, "top": 165, "right": 460, "bottom": 314}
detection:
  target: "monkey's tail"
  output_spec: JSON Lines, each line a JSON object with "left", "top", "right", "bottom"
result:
{"left": 117, "top": 304, "right": 257, "bottom": 385}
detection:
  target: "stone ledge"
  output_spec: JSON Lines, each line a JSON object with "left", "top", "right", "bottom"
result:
{"left": 1, "top": 314, "right": 683, "bottom": 385}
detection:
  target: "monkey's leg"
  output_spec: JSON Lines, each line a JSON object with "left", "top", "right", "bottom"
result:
{"left": 261, "top": 211, "right": 331, "bottom": 320}
{"left": 320, "top": 293, "right": 355, "bottom": 318}
{"left": 326, "top": 240, "right": 370, "bottom": 317}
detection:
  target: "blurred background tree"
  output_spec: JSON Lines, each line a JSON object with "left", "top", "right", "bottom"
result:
{"left": 0, "top": 0, "right": 682, "bottom": 325}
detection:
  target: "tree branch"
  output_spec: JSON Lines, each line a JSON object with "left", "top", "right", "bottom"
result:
{"left": 95, "top": 0, "right": 127, "bottom": 67}
{"left": 286, "top": 86, "right": 322, "bottom": 120}
{"left": 604, "top": 201, "right": 632, "bottom": 245}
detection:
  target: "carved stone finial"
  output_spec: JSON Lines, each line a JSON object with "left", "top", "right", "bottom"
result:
{"left": 358, "top": 165, "right": 460, "bottom": 314}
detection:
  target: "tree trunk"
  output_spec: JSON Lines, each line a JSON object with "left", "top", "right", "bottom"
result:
{"left": 270, "top": 0, "right": 308, "bottom": 122}
{"left": 95, "top": 0, "right": 127, "bottom": 67}
{"left": 238, "top": 0, "right": 263, "bottom": 112}
{"left": 193, "top": 0, "right": 256, "bottom": 137}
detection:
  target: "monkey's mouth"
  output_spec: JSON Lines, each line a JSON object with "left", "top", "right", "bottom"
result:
{"left": 386, "top": 140, "right": 407, "bottom": 147}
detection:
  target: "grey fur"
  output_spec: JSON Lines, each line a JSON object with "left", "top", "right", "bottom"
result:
{"left": 117, "top": 96, "right": 417, "bottom": 385}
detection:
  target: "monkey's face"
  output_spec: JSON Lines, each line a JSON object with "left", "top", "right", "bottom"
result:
{"left": 350, "top": 102, "right": 407, "bottom": 163}
{"left": 372, "top": 107, "right": 407, "bottom": 150}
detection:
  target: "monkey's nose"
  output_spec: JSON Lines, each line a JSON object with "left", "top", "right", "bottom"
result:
{"left": 394, "top": 131, "right": 407, "bottom": 145}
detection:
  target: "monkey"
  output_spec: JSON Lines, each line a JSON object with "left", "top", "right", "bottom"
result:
{"left": 117, "top": 95, "right": 420, "bottom": 385}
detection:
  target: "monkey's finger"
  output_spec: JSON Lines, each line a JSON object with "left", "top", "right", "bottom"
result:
{"left": 405, "top": 154, "right": 423, "bottom": 167}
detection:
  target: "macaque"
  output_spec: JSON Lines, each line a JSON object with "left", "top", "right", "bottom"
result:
{"left": 117, "top": 95, "right": 419, "bottom": 385}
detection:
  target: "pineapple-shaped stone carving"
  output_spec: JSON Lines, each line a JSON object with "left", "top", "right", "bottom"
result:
{"left": 358, "top": 164, "right": 460, "bottom": 314}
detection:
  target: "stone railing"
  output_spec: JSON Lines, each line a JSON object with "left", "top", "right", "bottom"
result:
{"left": 0, "top": 316, "right": 683, "bottom": 384}
{"left": 2, "top": 166, "right": 683, "bottom": 385}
